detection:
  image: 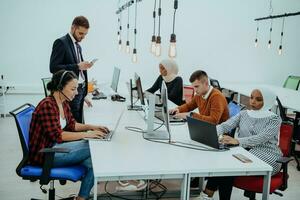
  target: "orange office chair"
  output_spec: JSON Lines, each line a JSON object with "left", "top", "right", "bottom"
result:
{"left": 233, "top": 123, "right": 294, "bottom": 199}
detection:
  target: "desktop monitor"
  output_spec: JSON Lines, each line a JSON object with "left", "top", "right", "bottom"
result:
{"left": 161, "top": 81, "right": 170, "bottom": 134}
{"left": 144, "top": 81, "right": 170, "bottom": 141}
{"left": 134, "top": 73, "right": 145, "bottom": 106}
{"left": 111, "top": 67, "right": 121, "bottom": 92}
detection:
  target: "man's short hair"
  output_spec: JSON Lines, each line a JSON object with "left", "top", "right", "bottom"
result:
{"left": 189, "top": 70, "right": 208, "bottom": 83}
{"left": 72, "top": 16, "right": 89, "bottom": 29}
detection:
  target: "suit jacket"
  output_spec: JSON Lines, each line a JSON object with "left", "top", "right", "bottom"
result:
{"left": 49, "top": 34, "right": 88, "bottom": 96}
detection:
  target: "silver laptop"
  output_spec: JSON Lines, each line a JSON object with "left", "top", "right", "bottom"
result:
{"left": 84, "top": 109, "right": 124, "bottom": 141}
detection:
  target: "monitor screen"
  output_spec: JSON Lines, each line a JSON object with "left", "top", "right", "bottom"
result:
{"left": 111, "top": 67, "right": 121, "bottom": 92}
{"left": 134, "top": 73, "right": 145, "bottom": 105}
{"left": 161, "top": 81, "right": 170, "bottom": 134}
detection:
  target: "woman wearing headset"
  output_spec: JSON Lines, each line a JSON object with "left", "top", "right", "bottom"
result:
{"left": 29, "top": 70, "right": 108, "bottom": 200}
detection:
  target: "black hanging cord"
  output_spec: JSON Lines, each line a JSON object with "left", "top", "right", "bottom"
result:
{"left": 152, "top": 0, "right": 157, "bottom": 36}
{"left": 157, "top": 0, "right": 161, "bottom": 37}
{"left": 172, "top": 0, "right": 178, "bottom": 34}
{"left": 133, "top": 0, "right": 137, "bottom": 49}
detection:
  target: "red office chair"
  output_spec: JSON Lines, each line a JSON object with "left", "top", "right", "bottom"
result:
{"left": 233, "top": 123, "right": 294, "bottom": 200}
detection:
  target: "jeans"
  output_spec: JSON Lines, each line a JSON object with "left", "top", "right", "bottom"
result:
{"left": 53, "top": 140, "right": 93, "bottom": 199}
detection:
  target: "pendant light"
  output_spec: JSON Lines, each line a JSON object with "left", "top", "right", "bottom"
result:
{"left": 168, "top": 0, "right": 178, "bottom": 58}
{"left": 278, "top": 17, "right": 285, "bottom": 55}
{"left": 267, "top": 19, "right": 273, "bottom": 49}
{"left": 132, "top": 0, "right": 138, "bottom": 63}
{"left": 254, "top": 21, "right": 259, "bottom": 47}
{"left": 150, "top": 0, "right": 157, "bottom": 54}
{"left": 155, "top": 0, "right": 162, "bottom": 57}
{"left": 125, "top": 1, "right": 130, "bottom": 54}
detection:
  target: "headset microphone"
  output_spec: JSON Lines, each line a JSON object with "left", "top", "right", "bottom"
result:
{"left": 59, "top": 90, "right": 71, "bottom": 101}
{"left": 57, "top": 71, "right": 71, "bottom": 101}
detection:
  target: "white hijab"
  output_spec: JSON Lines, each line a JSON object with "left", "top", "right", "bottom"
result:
{"left": 247, "top": 87, "right": 277, "bottom": 118}
{"left": 160, "top": 59, "right": 179, "bottom": 83}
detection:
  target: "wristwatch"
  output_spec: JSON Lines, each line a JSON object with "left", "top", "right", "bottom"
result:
{"left": 189, "top": 112, "right": 194, "bottom": 117}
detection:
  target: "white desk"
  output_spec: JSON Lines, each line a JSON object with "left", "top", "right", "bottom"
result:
{"left": 85, "top": 99, "right": 272, "bottom": 200}
{"left": 222, "top": 82, "right": 300, "bottom": 112}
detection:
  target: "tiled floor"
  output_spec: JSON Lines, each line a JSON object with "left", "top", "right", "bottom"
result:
{"left": 1, "top": 116, "right": 300, "bottom": 200}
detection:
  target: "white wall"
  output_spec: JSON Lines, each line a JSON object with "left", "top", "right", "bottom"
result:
{"left": 1, "top": 0, "right": 300, "bottom": 94}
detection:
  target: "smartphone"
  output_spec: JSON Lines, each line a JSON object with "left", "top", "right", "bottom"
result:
{"left": 90, "top": 58, "right": 98, "bottom": 64}
{"left": 232, "top": 153, "right": 252, "bottom": 163}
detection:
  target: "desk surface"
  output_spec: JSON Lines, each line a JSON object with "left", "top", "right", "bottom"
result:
{"left": 222, "top": 82, "right": 300, "bottom": 112}
{"left": 85, "top": 99, "right": 272, "bottom": 179}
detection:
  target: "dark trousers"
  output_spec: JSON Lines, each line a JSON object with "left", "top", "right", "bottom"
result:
{"left": 206, "top": 177, "right": 234, "bottom": 200}
{"left": 69, "top": 85, "right": 85, "bottom": 123}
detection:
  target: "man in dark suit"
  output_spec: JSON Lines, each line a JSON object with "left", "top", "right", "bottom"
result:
{"left": 50, "top": 16, "right": 93, "bottom": 123}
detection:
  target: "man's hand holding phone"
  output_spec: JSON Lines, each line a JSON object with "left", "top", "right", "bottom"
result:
{"left": 90, "top": 58, "right": 98, "bottom": 65}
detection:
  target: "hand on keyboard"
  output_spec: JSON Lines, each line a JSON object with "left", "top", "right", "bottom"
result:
{"left": 85, "top": 130, "right": 107, "bottom": 139}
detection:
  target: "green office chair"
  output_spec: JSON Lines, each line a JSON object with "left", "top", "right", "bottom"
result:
{"left": 283, "top": 75, "right": 300, "bottom": 90}
{"left": 41, "top": 78, "right": 52, "bottom": 97}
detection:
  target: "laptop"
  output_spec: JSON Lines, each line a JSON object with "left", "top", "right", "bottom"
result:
{"left": 186, "top": 116, "right": 237, "bottom": 150}
{"left": 84, "top": 109, "right": 124, "bottom": 141}
{"left": 155, "top": 111, "right": 186, "bottom": 123}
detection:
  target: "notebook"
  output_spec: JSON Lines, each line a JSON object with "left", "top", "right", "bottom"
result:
{"left": 186, "top": 116, "right": 237, "bottom": 149}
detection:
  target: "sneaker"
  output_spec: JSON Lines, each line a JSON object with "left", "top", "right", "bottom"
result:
{"left": 116, "top": 180, "right": 147, "bottom": 191}
{"left": 197, "top": 191, "right": 214, "bottom": 200}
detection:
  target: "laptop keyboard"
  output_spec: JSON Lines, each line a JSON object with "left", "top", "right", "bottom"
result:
{"left": 155, "top": 112, "right": 186, "bottom": 123}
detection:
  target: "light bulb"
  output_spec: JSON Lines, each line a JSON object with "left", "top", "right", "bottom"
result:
{"left": 168, "top": 34, "right": 177, "bottom": 58}
{"left": 267, "top": 40, "right": 271, "bottom": 49}
{"left": 126, "top": 41, "right": 130, "bottom": 53}
{"left": 254, "top": 38, "right": 258, "bottom": 48}
{"left": 278, "top": 45, "right": 282, "bottom": 55}
{"left": 117, "top": 31, "right": 120, "bottom": 41}
{"left": 155, "top": 36, "right": 161, "bottom": 57}
{"left": 150, "top": 35, "right": 156, "bottom": 54}
{"left": 132, "top": 49, "right": 137, "bottom": 63}
{"left": 118, "top": 40, "right": 122, "bottom": 51}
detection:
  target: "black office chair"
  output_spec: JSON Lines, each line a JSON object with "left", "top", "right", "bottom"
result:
{"left": 41, "top": 78, "right": 52, "bottom": 97}
{"left": 10, "top": 104, "right": 86, "bottom": 200}
{"left": 209, "top": 78, "right": 236, "bottom": 103}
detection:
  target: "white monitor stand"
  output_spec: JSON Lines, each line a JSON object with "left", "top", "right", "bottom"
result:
{"left": 144, "top": 93, "right": 169, "bottom": 140}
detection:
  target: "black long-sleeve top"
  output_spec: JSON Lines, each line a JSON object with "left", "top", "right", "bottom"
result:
{"left": 146, "top": 75, "right": 185, "bottom": 106}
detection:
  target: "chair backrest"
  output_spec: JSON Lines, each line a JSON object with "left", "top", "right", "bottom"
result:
{"left": 10, "top": 104, "right": 35, "bottom": 158}
{"left": 283, "top": 75, "right": 300, "bottom": 90}
{"left": 276, "top": 97, "right": 289, "bottom": 122}
{"left": 183, "top": 85, "right": 194, "bottom": 103}
{"left": 209, "top": 78, "right": 221, "bottom": 91}
{"left": 279, "top": 123, "right": 293, "bottom": 157}
{"left": 41, "top": 77, "right": 51, "bottom": 97}
{"left": 228, "top": 101, "right": 241, "bottom": 118}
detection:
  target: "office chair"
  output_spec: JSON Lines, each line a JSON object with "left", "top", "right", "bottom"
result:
{"left": 283, "top": 75, "right": 300, "bottom": 90}
{"left": 10, "top": 104, "right": 86, "bottom": 200}
{"left": 41, "top": 78, "right": 52, "bottom": 97}
{"left": 233, "top": 123, "right": 294, "bottom": 200}
{"left": 183, "top": 85, "right": 194, "bottom": 103}
{"left": 276, "top": 97, "right": 300, "bottom": 171}
{"left": 209, "top": 78, "right": 236, "bottom": 103}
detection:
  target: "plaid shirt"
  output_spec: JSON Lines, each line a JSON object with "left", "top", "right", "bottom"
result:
{"left": 29, "top": 96, "right": 76, "bottom": 165}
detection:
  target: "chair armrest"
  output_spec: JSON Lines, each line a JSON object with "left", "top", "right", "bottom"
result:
{"left": 276, "top": 156, "right": 293, "bottom": 191}
{"left": 39, "top": 147, "right": 70, "bottom": 153}
{"left": 39, "top": 147, "right": 70, "bottom": 185}
{"left": 276, "top": 157, "right": 293, "bottom": 164}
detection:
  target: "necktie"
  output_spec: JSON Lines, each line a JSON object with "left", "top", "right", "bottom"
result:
{"left": 75, "top": 42, "right": 85, "bottom": 81}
